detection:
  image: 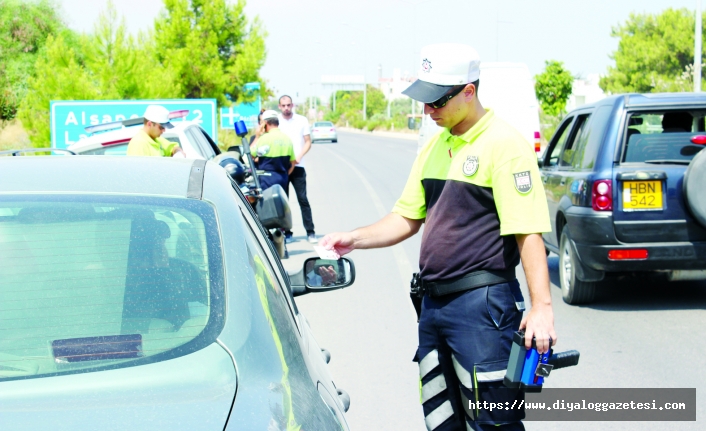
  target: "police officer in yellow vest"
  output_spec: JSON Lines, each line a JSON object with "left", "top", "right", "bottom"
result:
{"left": 321, "top": 44, "right": 557, "bottom": 431}
{"left": 127, "top": 105, "right": 185, "bottom": 157}
{"left": 250, "top": 110, "right": 297, "bottom": 192}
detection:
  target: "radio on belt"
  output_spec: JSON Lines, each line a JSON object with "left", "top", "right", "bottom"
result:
{"left": 503, "top": 330, "right": 580, "bottom": 392}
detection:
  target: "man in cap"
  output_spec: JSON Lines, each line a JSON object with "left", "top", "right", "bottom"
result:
{"left": 127, "top": 105, "right": 184, "bottom": 157}
{"left": 250, "top": 109, "right": 296, "bottom": 192}
{"left": 321, "top": 43, "right": 556, "bottom": 430}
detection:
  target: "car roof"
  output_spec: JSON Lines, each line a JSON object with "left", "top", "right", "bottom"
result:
{"left": 67, "top": 121, "right": 200, "bottom": 152}
{"left": 569, "top": 92, "right": 706, "bottom": 114}
{"left": 0, "top": 156, "right": 199, "bottom": 197}
{"left": 624, "top": 92, "right": 706, "bottom": 107}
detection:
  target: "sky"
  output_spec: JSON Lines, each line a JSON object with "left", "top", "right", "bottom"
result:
{"left": 57, "top": 0, "right": 699, "bottom": 103}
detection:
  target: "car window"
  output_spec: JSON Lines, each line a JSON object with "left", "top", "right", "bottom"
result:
{"left": 623, "top": 110, "right": 706, "bottom": 163}
{"left": 314, "top": 122, "right": 333, "bottom": 127}
{"left": 164, "top": 136, "right": 183, "bottom": 147}
{"left": 0, "top": 195, "right": 224, "bottom": 381}
{"left": 197, "top": 127, "right": 220, "bottom": 158}
{"left": 228, "top": 181, "right": 300, "bottom": 322}
{"left": 545, "top": 117, "right": 574, "bottom": 167}
{"left": 242, "top": 218, "right": 300, "bottom": 328}
{"left": 572, "top": 105, "right": 612, "bottom": 170}
{"left": 559, "top": 114, "right": 591, "bottom": 167}
{"left": 185, "top": 128, "right": 209, "bottom": 157}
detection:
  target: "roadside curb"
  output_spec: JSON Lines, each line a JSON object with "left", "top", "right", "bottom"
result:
{"left": 337, "top": 127, "right": 418, "bottom": 141}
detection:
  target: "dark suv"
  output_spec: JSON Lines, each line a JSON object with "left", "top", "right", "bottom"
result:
{"left": 539, "top": 93, "right": 706, "bottom": 304}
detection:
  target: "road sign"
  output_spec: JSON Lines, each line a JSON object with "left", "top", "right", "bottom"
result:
{"left": 50, "top": 99, "right": 217, "bottom": 149}
{"left": 220, "top": 82, "right": 261, "bottom": 130}
{"left": 220, "top": 102, "right": 260, "bottom": 130}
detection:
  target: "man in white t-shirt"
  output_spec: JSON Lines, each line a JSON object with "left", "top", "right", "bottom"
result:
{"left": 278, "top": 95, "right": 317, "bottom": 244}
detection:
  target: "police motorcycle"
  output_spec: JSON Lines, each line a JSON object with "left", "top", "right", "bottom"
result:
{"left": 214, "top": 120, "right": 292, "bottom": 259}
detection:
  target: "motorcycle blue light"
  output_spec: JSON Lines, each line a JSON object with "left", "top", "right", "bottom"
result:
{"left": 234, "top": 120, "right": 248, "bottom": 137}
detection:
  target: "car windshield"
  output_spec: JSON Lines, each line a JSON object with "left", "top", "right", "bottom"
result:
{"left": 0, "top": 195, "right": 224, "bottom": 381}
{"left": 314, "top": 122, "right": 333, "bottom": 127}
{"left": 623, "top": 110, "right": 706, "bottom": 164}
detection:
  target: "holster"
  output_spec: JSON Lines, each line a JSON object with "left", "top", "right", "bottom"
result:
{"left": 409, "top": 272, "right": 424, "bottom": 322}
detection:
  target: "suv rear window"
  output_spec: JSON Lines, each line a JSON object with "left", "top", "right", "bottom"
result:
{"left": 623, "top": 110, "right": 706, "bottom": 164}
{"left": 0, "top": 195, "right": 224, "bottom": 381}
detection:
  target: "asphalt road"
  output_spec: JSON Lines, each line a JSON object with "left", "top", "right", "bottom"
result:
{"left": 286, "top": 130, "right": 705, "bottom": 431}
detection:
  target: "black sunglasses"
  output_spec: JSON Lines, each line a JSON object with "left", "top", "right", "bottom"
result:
{"left": 426, "top": 85, "right": 467, "bottom": 109}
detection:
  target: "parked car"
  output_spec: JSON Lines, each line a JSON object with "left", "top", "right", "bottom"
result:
{"left": 0, "top": 155, "right": 353, "bottom": 430}
{"left": 68, "top": 113, "right": 220, "bottom": 160}
{"left": 539, "top": 93, "right": 706, "bottom": 305}
{"left": 311, "top": 121, "right": 338, "bottom": 143}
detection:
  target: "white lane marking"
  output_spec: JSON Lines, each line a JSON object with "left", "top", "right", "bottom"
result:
{"left": 320, "top": 146, "right": 416, "bottom": 296}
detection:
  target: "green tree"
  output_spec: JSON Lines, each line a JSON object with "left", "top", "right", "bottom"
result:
{"left": 328, "top": 85, "right": 387, "bottom": 123}
{"left": 0, "top": 0, "right": 67, "bottom": 122}
{"left": 82, "top": 2, "right": 179, "bottom": 100}
{"left": 18, "top": 34, "right": 99, "bottom": 147}
{"left": 535, "top": 60, "right": 574, "bottom": 117}
{"left": 17, "top": 2, "right": 180, "bottom": 147}
{"left": 153, "top": 0, "right": 269, "bottom": 105}
{"left": 600, "top": 8, "right": 705, "bottom": 93}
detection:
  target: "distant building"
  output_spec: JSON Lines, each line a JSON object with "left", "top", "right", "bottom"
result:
{"left": 378, "top": 68, "right": 415, "bottom": 101}
{"left": 565, "top": 74, "right": 605, "bottom": 111}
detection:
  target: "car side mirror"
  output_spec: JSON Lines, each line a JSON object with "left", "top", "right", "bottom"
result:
{"left": 537, "top": 157, "right": 544, "bottom": 168}
{"left": 288, "top": 257, "right": 355, "bottom": 296}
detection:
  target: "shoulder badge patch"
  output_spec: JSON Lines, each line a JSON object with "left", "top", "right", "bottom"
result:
{"left": 462, "top": 155, "right": 479, "bottom": 176}
{"left": 513, "top": 171, "right": 532, "bottom": 193}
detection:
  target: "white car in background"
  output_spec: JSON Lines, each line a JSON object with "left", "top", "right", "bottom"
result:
{"left": 68, "top": 111, "right": 220, "bottom": 160}
{"left": 417, "top": 62, "right": 541, "bottom": 153}
{"left": 311, "top": 121, "right": 338, "bottom": 143}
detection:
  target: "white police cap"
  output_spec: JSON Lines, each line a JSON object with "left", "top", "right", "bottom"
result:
{"left": 402, "top": 43, "right": 481, "bottom": 103}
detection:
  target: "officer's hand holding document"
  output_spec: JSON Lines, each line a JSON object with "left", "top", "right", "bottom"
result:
{"left": 314, "top": 245, "right": 339, "bottom": 260}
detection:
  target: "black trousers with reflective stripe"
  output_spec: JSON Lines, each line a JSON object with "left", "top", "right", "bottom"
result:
{"left": 416, "top": 281, "right": 525, "bottom": 431}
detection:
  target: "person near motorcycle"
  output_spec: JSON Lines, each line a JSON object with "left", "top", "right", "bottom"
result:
{"left": 250, "top": 109, "right": 296, "bottom": 192}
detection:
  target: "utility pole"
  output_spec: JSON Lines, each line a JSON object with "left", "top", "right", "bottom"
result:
{"left": 695, "top": 0, "right": 702, "bottom": 92}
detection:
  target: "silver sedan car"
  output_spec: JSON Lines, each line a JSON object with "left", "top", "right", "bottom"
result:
{"left": 311, "top": 121, "right": 338, "bottom": 143}
{"left": 0, "top": 155, "right": 353, "bottom": 430}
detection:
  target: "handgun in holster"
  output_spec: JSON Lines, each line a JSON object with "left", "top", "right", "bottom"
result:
{"left": 503, "top": 330, "right": 580, "bottom": 392}
{"left": 409, "top": 272, "right": 424, "bottom": 322}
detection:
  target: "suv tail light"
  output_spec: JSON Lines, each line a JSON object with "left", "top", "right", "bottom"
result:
{"left": 690, "top": 135, "right": 706, "bottom": 145}
{"left": 592, "top": 179, "right": 613, "bottom": 211}
{"left": 534, "top": 131, "right": 541, "bottom": 153}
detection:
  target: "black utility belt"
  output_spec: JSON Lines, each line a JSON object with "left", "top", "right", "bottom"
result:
{"left": 422, "top": 269, "right": 516, "bottom": 297}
